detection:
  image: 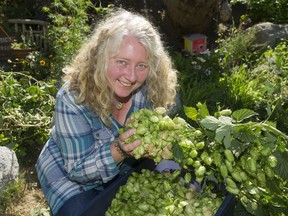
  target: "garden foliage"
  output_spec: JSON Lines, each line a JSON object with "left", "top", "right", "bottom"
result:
{"left": 0, "top": 71, "right": 57, "bottom": 166}
{"left": 231, "top": 0, "right": 288, "bottom": 24}
{"left": 0, "top": 1, "right": 287, "bottom": 215}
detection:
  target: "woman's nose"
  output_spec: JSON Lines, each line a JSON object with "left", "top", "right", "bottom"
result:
{"left": 124, "top": 65, "right": 137, "bottom": 82}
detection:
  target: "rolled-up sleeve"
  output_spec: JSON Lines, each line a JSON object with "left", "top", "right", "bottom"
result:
{"left": 54, "top": 89, "right": 119, "bottom": 184}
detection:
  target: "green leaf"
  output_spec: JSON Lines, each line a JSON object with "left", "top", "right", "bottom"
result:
{"left": 233, "top": 125, "right": 257, "bottom": 143}
{"left": 254, "top": 205, "right": 266, "bottom": 216}
{"left": 196, "top": 102, "right": 210, "bottom": 118}
{"left": 265, "top": 121, "right": 277, "bottom": 129}
{"left": 244, "top": 200, "right": 257, "bottom": 216}
{"left": 230, "top": 139, "right": 250, "bottom": 156}
{"left": 200, "top": 116, "right": 221, "bottom": 131}
{"left": 275, "top": 54, "right": 282, "bottom": 69}
{"left": 266, "top": 179, "right": 288, "bottom": 214}
{"left": 172, "top": 141, "right": 184, "bottom": 161}
{"left": 233, "top": 200, "right": 253, "bottom": 216}
{"left": 199, "top": 174, "right": 218, "bottom": 193}
{"left": 184, "top": 106, "right": 198, "bottom": 121}
{"left": 265, "top": 103, "right": 272, "bottom": 117}
{"left": 266, "top": 178, "right": 284, "bottom": 201}
{"left": 218, "top": 116, "right": 233, "bottom": 124}
{"left": 27, "top": 86, "right": 40, "bottom": 95}
{"left": 274, "top": 150, "right": 288, "bottom": 180}
{"left": 277, "top": 136, "right": 287, "bottom": 152}
{"left": 204, "top": 173, "right": 218, "bottom": 184}
{"left": 264, "top": 131, "right": 278, "bottom": 145}
{"left": 232, "top": 109, "right": 258, "bottom": 122}
{"left": 215, "top": 124, "right": 232, "bottom": 148}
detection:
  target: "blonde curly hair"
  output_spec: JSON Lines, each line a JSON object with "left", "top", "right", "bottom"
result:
{"left": 63, "top": 8, "right": 178, "bottom": 126}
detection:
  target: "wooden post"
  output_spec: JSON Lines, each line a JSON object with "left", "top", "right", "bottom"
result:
{"left": 0, "top": 26, "right": 14, "bottom": 60}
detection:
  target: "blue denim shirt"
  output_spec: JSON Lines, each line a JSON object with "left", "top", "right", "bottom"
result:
{"left": 35, "top": 81, "right": 150, "bottom": 215}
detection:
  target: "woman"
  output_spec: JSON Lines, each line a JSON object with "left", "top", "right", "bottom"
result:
{"left": 36, "top": 8, "right": 178, "bottom": 216}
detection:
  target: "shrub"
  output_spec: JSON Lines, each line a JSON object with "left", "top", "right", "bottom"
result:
{"left": 0, "top": 71, "right": 57, "bottom": 166}
{"left": 231, "top": 0, "right": 288, "bottom": 24}
{"left": 42, "top": 0, "right": 113, "bottom": 80}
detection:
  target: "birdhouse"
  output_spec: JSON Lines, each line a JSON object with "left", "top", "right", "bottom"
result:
{"left": 183, "top": 34, "right": 207, "bottom": 54}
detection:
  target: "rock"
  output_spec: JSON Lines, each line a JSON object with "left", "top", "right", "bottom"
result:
{"left": 249, "top": 22, "right": 288, "bottom": 49}
{"left": 114, "top": 0, "right": 232, "bottom": 38}
{"left": 162, "top": 0, "right": 221, "bottom": 36}
{"left": 0, "top": 146, "right": 19, "bottom": 190}
{"left": 219, "top": 0, "right": 232, "bottom": 23}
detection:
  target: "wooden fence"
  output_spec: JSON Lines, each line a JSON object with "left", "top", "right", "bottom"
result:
{"left": 8, "top": 19, "right": 49, "bottom": 51}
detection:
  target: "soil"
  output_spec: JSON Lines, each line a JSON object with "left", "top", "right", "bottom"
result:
{"left": 4, "top": 166, "right": 49, "bottom": 216}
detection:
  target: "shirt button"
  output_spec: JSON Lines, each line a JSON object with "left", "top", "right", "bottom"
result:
{"left": 79, "top": 186, "right": 85, "bottom": 192}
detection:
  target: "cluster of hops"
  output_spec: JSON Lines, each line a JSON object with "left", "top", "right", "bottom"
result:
{"left": 117, "top": 104, "right": 288, "bottom": 215}
{"left": 213, "top": 145, "right": 278, "bottom": 211}
{"left": 122, "top": 107, "right": 211, "bottom": 182}
{"left": 176, "top": 133, "right": 211, "bottom": 183}
{"left": 122, "top": 107, "right": 192, "bottom": 163}
{"left": 197, "top": 106, "right": 283, "bottom": 214}
{"left": 106, "top": 169, "right": 223, "bottom": 216}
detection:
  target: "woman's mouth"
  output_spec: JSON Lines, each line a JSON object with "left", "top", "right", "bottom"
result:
{"left": 119, "top": 80, "right": 132, "bottom": 87}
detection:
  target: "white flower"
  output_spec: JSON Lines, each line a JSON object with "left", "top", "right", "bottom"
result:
{"left": 197, "top": 57, "right": 206, "bottom": 63}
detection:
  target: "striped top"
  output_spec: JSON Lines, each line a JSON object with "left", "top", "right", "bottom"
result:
{"left": 35, "top": 81, "right": 150, "bottom": 215}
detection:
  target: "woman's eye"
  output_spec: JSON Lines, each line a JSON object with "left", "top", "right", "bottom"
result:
{"left": 137, "top": 64, "right": 149, "bottom": 70}
{"left": 116, "top": 60, "right": 126, "bottom": 66}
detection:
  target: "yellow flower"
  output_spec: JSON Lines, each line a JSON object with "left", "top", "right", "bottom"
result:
{"left": 40, "top": 60, "right": 46, "bottom": 66}
{"left": 67, "top": 18, "right": 72, "bottom": 25}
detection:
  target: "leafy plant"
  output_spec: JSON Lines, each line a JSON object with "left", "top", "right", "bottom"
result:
{"left": 231, "top": 0, "right": 288, "bottom": 24}
{"left": 220, "top": 65, "right": 265, "bottom": 110}
{"left": 184, "top": 102, "right": 288, "bottom": 215}
{"left": 221, "top": 40, "right": 288, "bottom": 133}
{"left": 0, "top": 0, "right": 40, "bottom": 20}
{"left": 8, "top": 51, "right": 56, "bottom": 81}
{"left": 172, "top": 51, "right": 226, "bottom": 120}
{"left": 11, "top": 34, "right": 36, "bottom": 49}
{"left": 41, "top": 0, "right": 112, "bottom": 79}
{"left": 0, "top": 70, "right": 57, "bottom": 166}
{"left": 118, "top": 103, "right": 288, "bottom": 215}
{"left": 10, "top": 26, "right": 38, "bottom": 50}
{"left": 0, "top": 176, "right": 24, "bottom": 215}
{"left": 215, "top": 27, "right": 260, "bottom": 70}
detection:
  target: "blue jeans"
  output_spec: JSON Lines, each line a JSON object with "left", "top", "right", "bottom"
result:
{"left": 55, "top": 189, "right": 100, "bottom": 216}
{"left": 55, "top": 158, "right": 139, "bottom": 216}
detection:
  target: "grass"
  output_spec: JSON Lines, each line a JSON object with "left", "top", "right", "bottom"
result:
{"left": 0, "top": 166, "right": 49, "bottom": 216}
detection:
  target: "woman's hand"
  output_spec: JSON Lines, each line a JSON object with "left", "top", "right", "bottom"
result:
{"left": 118, "top": 128, "right": 141, "bottom": 157}
{"left": 111, "top": 127, "right": 141, "bottom": 163}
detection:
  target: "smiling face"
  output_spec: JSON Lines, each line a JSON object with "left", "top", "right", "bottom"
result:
{"left": 107, "top": 36, "right": 149, "bottom": 102}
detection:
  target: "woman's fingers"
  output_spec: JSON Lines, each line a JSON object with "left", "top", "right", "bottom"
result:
{"left": 125, "top": 140, "right": 141, "bottom": 152}
{"left": 119, "top": 128, "right": 136, "bottom": 142}
{"left": 118, "top": 128, "right": 141, "bottom": 155}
